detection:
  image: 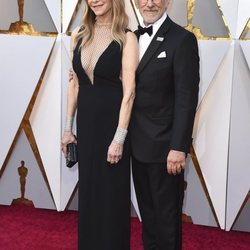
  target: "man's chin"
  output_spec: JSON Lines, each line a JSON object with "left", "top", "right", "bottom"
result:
{"left": 143, "top": 18, "right": 154, "bottom": 26}
{"left": 143, "top": 16, "right": 159, "bottom": 26}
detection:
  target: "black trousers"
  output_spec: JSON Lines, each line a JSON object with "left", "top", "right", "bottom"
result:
{"left": 132, "top": 157, "right": 184, "bottom": 250}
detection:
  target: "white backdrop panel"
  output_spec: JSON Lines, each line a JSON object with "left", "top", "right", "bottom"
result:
{"left": 183, "top": 156, "right": 217, "bottom": 227}
{"left": 68, "top": 2, "right": 84, "bottom": 33}
{"left": 193, "top": 43, "right": 235, "bottom": 229}
{"left": 226, "top": 41, "right": 250, "bottom": 230}
{"left": 0, "top": 131, "right": 55, "bottom": 209}
{"left": 125, "top": 0, "right": 138, "bottom": 31}
{"left": 44, "top": 0, "right": 61, "bottom": 32}
{"left": 197, "top": 40, "right": 231, "bottom": 106}
{"left": 68, "top": 189, "right": 79, "bottom": 211}
{"left": 62, "top": 34, "right": 71, "bottom": 58}
{"left": 237, "top": 0, "right": 250, "bottom": 38}
{"left": 62, "top": 0, "right": 79, "bottom": 33}
{"left": 167, "top": 0, "right": 188, "bottom": 26}
{"left": 219, "top": 0, "right": 239, "bottom": 38}
{"left": 0, "top": 35, "right": 55, "bottom": 170}
{"left": 30, "top": 35, "right": 61, "bottom": 210}
{"left": 232, "top": 198, "right": 250, "bottom": 232}
{"left": 241, "top": 41, "right": 250, "bottom": 70}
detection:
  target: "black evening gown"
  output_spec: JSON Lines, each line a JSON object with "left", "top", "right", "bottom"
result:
{"left": 72, "top": 37, "right": 130, "bottom": 250}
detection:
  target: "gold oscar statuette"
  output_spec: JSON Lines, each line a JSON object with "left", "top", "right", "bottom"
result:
{"left": 12, "top": 161, "right": 34, "bottom": 206}
{"left": 8, "top": 0, "right": 36, "bottom": 34}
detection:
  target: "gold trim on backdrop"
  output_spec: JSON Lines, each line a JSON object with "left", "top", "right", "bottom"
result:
{"left": 215, "top": 0, "right": 232, "bottom": 39}
{"left": 65, "top": 0, "right": 82, "bottom": 35}
{"left": 61, "top": 0, "right": 63, "bottom": 33}
{"left": 65, "top": 182, "right": 79, "bottom": 210}
{"left": 0, "top": 40, "right": 57, "bottom": 208}
{"left": 240, "top": 18, "right": 250, "bottom": 40}
{"left": 185, "top": 0, "right": 209, "bottom": 39}
{"left": 130, "top": 0, "right": 140, "bottom": 25}
{"left": 230, "top": 190, "right": 250, "bottom": 230}
{"left": 9, "top": 21, "right": 35, "bottom": 34}
{"left": 185, "top": 0, "right": 231, "bottom": 40}
{"left": 0, "top": 30, "right": 57, "bottom": 37}
{"left": 190, "top": 145, "right": 220, "bottom": 227}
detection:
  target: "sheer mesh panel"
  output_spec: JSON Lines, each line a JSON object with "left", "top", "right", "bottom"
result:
{"left": 81, "top": 23, "right": 112, "bottom": 84}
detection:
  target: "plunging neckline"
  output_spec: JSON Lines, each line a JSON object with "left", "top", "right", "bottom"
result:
{"left": 80, "top": 41, "right": 115, "bottom": 86}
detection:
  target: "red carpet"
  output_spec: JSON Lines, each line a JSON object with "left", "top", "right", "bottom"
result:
{"left": 0, "top": 205, "right": 250, "bottom": 250}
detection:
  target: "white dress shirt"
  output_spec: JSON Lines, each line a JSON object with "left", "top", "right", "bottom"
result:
{"left": 139, "top": 12, "right": 168, "bottom": 61}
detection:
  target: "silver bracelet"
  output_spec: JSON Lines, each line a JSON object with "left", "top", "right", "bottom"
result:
{"left": 113, "top": 127, "right": 128, "bottom": 145}
{"left": 65, "top": 116, "right": 74, "bottom": 132}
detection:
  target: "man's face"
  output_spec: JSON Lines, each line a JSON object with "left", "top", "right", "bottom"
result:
{"left": 135, "top": 0, "right": 169, "bottom": 26}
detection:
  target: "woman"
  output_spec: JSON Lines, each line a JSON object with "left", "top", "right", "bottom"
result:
{"left": 61, "top": 0, "right": 138, "bottom": 249}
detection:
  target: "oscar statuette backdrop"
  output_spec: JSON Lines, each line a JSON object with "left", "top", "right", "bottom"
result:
{"left": 0, "top": 0, "right": 249, "bottom": 232}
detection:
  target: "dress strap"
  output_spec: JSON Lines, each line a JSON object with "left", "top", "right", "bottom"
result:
{"left": 125, "top": 28, "right": 131, "bottom": 33}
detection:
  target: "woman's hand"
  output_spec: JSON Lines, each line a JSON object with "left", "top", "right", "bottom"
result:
{"left": 61, "top": 131, "right": 77, "bottom": 157}
{"left": 107, "top": 141, "right": 123, "bottom": 165}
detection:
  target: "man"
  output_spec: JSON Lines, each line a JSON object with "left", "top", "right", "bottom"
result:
{"left": 130, "top": 0, "right": 199, "bottom": 249}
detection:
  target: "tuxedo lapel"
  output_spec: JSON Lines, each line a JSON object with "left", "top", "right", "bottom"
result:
{"left": 137, "top": 17, "right": 172, "bottom": 74}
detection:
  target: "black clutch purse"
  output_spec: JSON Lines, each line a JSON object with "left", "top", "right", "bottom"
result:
{"left": 66, "top": 142, "right": 78, "bottom": 168}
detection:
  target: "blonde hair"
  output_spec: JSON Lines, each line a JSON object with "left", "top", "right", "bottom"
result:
{"left": 74, "top": 0, "right": 129, "bottom": 49}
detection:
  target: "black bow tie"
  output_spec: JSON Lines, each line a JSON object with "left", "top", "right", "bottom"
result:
{"left": 138, "top": 25, "right": 153, "bottom": 37}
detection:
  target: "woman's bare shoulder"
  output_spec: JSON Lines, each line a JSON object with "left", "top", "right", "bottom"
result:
{"left": 125, "top": 31, "right": 137, "bottom": 42}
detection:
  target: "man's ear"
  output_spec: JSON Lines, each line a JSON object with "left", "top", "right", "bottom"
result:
{"left": 165, "top": 0, "right": 171, "bottom": 9}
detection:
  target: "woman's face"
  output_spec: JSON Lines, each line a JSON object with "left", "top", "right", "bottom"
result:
{"left": 88, "top": 0, "right": 112, "bottom": 19}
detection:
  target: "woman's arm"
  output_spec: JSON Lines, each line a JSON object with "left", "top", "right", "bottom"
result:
{"left": 107, "top": 32, "right": 139, "bottom": 164}
{"left": 118, "top": 32, "right": 139, "bottom": 131}
{"left": 61, "top": 27, "right": 80, "bottom": 157}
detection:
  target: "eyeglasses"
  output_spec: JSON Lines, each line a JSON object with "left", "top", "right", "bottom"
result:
{"left": 140, "top": 0, "right": 162, "bottom": 5}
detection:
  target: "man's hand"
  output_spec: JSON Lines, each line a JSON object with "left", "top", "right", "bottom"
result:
{"left": 166, "top": 150, "right": 186, "bottom": 175}
{"left": 69, "top": 68, "right": 74, "bottom": 82}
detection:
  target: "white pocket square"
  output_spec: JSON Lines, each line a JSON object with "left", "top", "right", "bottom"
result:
{"left": 157, "top": 51, "right": 166, "bottom": 58}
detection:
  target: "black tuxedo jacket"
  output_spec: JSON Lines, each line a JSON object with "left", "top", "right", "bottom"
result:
{"left": 130, "top": 17, "right": 200, "bottom": 163}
